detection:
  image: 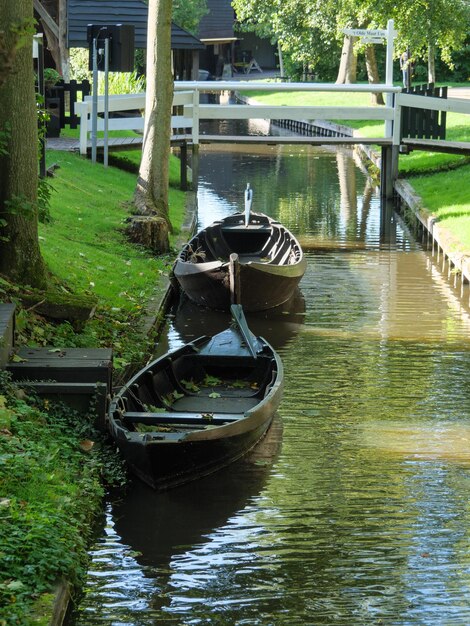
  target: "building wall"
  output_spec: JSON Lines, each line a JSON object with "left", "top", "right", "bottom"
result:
{"left": 234, "top": 32, "right": 277, "bottom": 69}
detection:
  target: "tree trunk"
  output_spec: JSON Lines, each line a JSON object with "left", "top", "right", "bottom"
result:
{"left": 58, "top": 0, "right": 69, "bottom": 81}
{"left": 336, "top": 35, "right": 357, "bottom": 84}
{"left": 0, "top": 0, "right": 47, "bottom": 288}
{"left": 365, "top": 45, "right": 384, "bottom": 105}
{"left": 133, "top": 0, "right": 173, "bottom": 253}
{"left": 427, "top": 42, "right": 436, "bottom": 84}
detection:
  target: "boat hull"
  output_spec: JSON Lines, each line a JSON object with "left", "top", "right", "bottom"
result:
{"left": 109, "top": 411, "right": 275, "bottom": 490}
{"left": 173, "top": 212, "right": 306, "bottom": 312}
{"left": 174, "top": 262, "right": 306, "bottom": 312}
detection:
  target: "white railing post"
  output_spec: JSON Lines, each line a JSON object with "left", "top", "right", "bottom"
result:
{"left": 77, "top": 101, "right": 89, "bottom": 155}
{"left": 192, "top": 88, "right": 200, "bottom": 145}
{"left": 384, "top": 19, "right": 396, "bottom": 139}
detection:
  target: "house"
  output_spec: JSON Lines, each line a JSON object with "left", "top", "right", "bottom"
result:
{"left": 34, "top": 0, "right": 205, "bottom": 80}
{"left": 33, "top": 0, "right": 276, "bottom": 81}
{"left": 197, "top": 0, "right": 277, "bottom": 77}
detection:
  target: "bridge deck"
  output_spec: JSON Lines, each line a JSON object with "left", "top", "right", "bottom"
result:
{"left": 199, "top": 135, "right": 392, "bottom": 146}
{"left": 47, "top": 135, "right": 470, "bottom": 155}
{"left": 402, "top": 138, "right": 470, "bottom": 155}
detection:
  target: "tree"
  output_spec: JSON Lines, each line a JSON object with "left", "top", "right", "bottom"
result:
{"left": 0, "top": 0, "right": 47, "bottom": 288}
{"left": 233, "top": 0, "right": 339, "bottom": 80}
{"left": 132, "top": 0, "right": 173, "bottom": 254}
{"left": 173, "top": 0, "right": 208, "bottom": 34}
{"left": 388, "top": 0, "right": 470, "bottom": 83}
{"left": 233, "top": 0, "right": 470, "bottom": 85}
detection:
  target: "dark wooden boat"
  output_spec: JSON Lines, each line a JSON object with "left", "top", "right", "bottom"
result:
{"left": 107, "top": 305, "right": 284, "bottom": 490}
{"left": 172, "top": 189, "right": 306, "bottom": 311}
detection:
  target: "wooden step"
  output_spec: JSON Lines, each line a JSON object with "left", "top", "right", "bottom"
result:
{"left": 0, "top": 303, "right": 16, "bottom": 367}
{"left": 7, "top": 347, "right": 113, "bottom": 430}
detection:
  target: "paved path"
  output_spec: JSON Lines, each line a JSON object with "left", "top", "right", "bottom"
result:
{"left": 449, "top": 86, "right": 470, "bottom": 99}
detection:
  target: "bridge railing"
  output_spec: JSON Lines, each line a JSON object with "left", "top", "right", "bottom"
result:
{"left": 75, "top": 82, "right": 470, "bottom": 157}
{"left": 176, "top": 81, "right": 401, "bottom": 143}
{"left": 393, "top": 91, "right": 470, "bottom": 145}
{"left": 76, "top": 91, "right": 195, "bottom": 154}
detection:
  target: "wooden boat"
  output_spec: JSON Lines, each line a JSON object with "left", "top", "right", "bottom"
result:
{"left": 107, "top": 305, "right": 284, "bottom": 490}
{"left": 172, "top": 185, "right": 306, "bottom": 312}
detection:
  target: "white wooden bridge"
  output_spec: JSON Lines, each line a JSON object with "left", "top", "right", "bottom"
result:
{"left": 75, "top": 80, "right": 470, "bottom": 198}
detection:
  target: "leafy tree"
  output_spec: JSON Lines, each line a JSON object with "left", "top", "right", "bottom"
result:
{"left": 233, "top": 0, "right": 470, "bottom": 84}
{"left": 0, "top": 0, "right": 47, "bottom": 287}
{"left": 233, "top": 0, "right": 339, "bottom": 79}
{"left": 388, "top": 0, "right": 470, "bottom": 83}
{"left": 173, "top": 0, "right": 208, "bottom": 34}
{"left": 133, "top": 0, "right": 173, "bottom": 253}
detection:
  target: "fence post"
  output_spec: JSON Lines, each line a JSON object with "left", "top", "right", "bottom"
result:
{"left": 191, "top": 88, "right": 199, "bottom": 145}
{"left": 391, "top": 92, "right": 401, "bottom": 187}
{"left": 77, "top": 101, "right": 89, "bottom": 155}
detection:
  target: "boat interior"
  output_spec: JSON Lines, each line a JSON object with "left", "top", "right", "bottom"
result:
{"left": 116, "top": 346, "right": 278, "bottom": 430}
{"left": 182, "top": 214, "right": 301, "bottom": 266}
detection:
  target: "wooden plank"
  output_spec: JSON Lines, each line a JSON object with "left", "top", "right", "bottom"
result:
{"left": 33, "top": 0, "right": 59, "bottom": 39}
{"left": 7, "top": 347, "right": 112, "bottom": 384}
{"left": 123, "top": 411, "right": 241, "bottom": 426}
{"left": 402, "top": 138, "right": 470, "bottom": 155}
{"left": 175, "top": 80, "right": 402, "bottom": 94}
{"left": 0, "top": 303, "right": 15, "bottom": 367}
{"left": 397, "top": 92, "right": 470, "bottom": 115}
{"left": 199, "top": 135, "right": 393, "bottom": 146}
{"left": 186, "top": 104, "right": 395, "bottom": 122}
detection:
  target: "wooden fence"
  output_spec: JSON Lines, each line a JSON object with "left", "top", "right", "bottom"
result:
{"left": 45, "top": 79, "right": 91, "bottom": 131}
{"left": 400, "top": 83, "right": 448, "bottom": 140}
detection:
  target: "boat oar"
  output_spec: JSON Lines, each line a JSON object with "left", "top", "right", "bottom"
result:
{"left": 244, "top": 183, "right": 253, "bottom": 227}
{"left": 229, "top": 253, "right": 241, "bottom": 305}
{"left": 230, "top": 304, "right": 258, "bottom": 358}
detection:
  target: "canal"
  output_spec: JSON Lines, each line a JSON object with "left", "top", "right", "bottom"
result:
{"left": 71, "top": 140, "right": 470, "bottom": 625}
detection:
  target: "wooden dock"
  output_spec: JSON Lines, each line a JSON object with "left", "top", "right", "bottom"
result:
{"left": 6, "top": 346, "right": 113, "bottom": 430}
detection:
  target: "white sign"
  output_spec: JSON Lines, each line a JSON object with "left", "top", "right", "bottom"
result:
{"left": 343, "top": 28, "right": 388, "bottom": 38}
{"left": 361, "top": 37, "right": 385, "bottom": 44}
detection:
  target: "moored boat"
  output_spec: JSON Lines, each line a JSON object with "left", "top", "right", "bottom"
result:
{"left": 172, "top": 186, "right": 306, "bottom": 311}
{"left": 107, "top": 305, "right": 284, "bottom": 490}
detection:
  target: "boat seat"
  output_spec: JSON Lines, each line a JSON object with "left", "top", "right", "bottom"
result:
{"left": 122, "top": 411, "right": 241, "bottom": 426}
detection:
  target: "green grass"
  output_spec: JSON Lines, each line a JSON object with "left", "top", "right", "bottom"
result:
{"left": 0, "top": 145, "right": 192, "bottom": 624}
{"left": 42, "top": 150, "right": 185, "bottom": 310}
{"left": 0, "top": 371, "right": 126, "bottom": 626}
{"left": 410, "top": 164, "right": 470, "bottom": 254}
{"left": 8, "top": 149, "right": 189, "bottom": 370}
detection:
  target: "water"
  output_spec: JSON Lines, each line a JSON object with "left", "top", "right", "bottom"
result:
{"left": 71, "top": 139, "right": 470, "bottom": 625}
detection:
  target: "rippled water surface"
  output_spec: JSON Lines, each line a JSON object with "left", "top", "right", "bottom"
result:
{"left": 71, "top": 141, "right": 470, "bottom": 625}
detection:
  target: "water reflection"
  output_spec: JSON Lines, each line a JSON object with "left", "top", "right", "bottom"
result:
{"left": 70, "top": 417, "right": 283, "bottom": 625}
{"left": 168, "top": 289, "right": 305, "bottom": 353}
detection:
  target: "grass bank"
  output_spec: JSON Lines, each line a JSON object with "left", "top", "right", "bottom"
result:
{"left": 0, "top": 150, "right": 189, "bottom": 624}
{"left": 242, "top": 85, "right": 470, "bottom": 254}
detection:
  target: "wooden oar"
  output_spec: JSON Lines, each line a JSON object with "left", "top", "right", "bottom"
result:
{"left": 230, "top": 304, "right": 258, "bottom": 358}
{"left": 244, "top": 183, "right": 253, "bottom": 226}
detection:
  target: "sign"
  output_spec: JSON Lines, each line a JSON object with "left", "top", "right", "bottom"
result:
{"left": 360, "top": 37, "right": 385, "bottom": 44}
{"left": 343, "top": 28, "right": 388, "bottom": 38}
